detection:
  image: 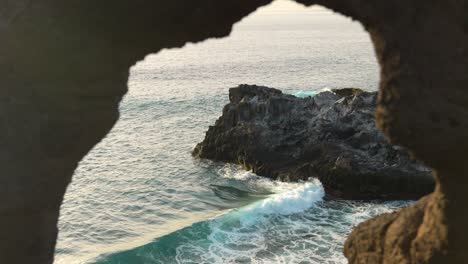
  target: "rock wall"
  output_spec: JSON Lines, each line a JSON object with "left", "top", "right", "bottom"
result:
{"left": 0, "top": 0, "right": 466, "bottom": 263}
{"left": 0, "top": 1, "right": 273, "bottom": 263}
{"left": 295, "top": 1, "right": 468, "bottom": 263}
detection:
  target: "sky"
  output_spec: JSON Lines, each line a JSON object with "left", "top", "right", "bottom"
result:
{"left": 258, "top": 0, "right": 327, "bottom": 13}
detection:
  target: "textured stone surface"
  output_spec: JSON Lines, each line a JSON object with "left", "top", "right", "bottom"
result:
{"left": 0, "top": 0, "right": 467, "bottom": 263}
{"left": 193, "top": 85, "right": 434, "bottom": 200}
{"left": 0, "top": 1, "right": 273, "bottom": 263}
{"left": 299, "top": 1, "right": 468, "bottom": 263}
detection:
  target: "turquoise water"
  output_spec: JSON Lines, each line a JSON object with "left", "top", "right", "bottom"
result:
{"left": 293, "top": 91, "right": 318, "bottom": 98}
{"left": 56, "top": 1, "right": 408, "bottom": 263}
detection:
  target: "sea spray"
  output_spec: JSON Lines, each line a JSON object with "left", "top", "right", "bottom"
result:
{"left": 230, "top": 180, "right": 325, "bottom": 225}
{"left": 207, "top": 164, "right": 326, "bottom": 226}
{"left": 218, "top": 164, "right": 310, "bottom": 194}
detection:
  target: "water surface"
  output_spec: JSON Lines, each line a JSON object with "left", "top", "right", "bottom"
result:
{"left": 56, "top": 2, "right": 405, "bottom": 263}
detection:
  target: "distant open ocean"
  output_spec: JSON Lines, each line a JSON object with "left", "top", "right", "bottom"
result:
{"left": 55, "top": 1, "right": 408, "bottom": 263}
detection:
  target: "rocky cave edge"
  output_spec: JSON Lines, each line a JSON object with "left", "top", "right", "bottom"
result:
{"left": 1, "top": 0, "right": 467, "bottom": 263}
{"left": 193, "top": 85, "right": 435, "bottom": 200}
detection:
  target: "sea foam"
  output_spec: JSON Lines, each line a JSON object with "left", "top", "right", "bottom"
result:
{"left": 293, "top": 87, "right": 332, "bottom": 98}
{"left": 242, "top": 180, "right": 324, "bottom": 216}
{"left": 217, "top": 164, "right": 325, "bottom": 222}
{"left": 218, "top": 173, "right": 325, "bottom": 227}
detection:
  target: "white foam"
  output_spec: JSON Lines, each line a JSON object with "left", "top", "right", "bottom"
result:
{"left": 173, "top": 180, "right": 409, "bottom": 264}
{"left": 242, "top": 180, "right": 324, "bottom": 216}
{"left": 174, "top": 180, "right": 332, "bottom": 264}
{"left": 217, "top": 164, "right": 325, "bottom": 222}
{"left": 292, "top": 87, "right": 332, "bottom": 98}
{"left": 218, "top": 164, "right": 308, "bottom": 194}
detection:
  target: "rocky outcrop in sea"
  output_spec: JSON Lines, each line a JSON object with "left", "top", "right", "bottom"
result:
{"left": 193, "top": 84, "right": 435, "bottom": 200}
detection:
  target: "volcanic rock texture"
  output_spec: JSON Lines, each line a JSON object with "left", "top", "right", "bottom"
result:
{"left": 194, "top": 85, "right": 434, "bottom": 200}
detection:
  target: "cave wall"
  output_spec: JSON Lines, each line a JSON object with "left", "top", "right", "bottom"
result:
{"left": 0, "top": 1, "right": 273, "bottom": 263}
{"left": 0, "top": 0, "right": 466, "bottom": 263}
{"left": 296, "top": 1, "right": 468, "bottom": 263}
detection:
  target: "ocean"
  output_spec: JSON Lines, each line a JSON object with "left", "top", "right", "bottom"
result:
{"left": 55, "top": 1, "right": 408, "bottom": 263}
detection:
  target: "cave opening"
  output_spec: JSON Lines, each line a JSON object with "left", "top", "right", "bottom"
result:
{"left": 56, "top": 1, "right": 385, "bottom": 263}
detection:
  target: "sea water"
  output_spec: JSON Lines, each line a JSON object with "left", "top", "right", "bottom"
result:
{"left": 55, "top": 1, "right": 408, "bottom": 263}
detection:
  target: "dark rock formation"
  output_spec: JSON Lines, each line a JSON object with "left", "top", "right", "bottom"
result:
{"left": 331, "top": 88, "right": 365, "bottom": 97}
{"left": 193, "top": 85, "right": 434, "bottom": 200}
{"left": 344, "top": 193, "right": 448, "bottom": 263}
{"left": 1, "top": 0, "right": 467, "bottom": 263}
{"left": 0, "top": 1, "right": 273, "bottom": 263}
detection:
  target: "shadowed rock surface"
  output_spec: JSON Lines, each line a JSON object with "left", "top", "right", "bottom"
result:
{"left": 1, "top": 0, "right": 467, "bottom": 263}
{"left": 193, "top": 85, "right": 434, "bottom": 200}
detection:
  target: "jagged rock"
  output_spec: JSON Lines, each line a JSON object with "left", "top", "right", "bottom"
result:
{"left": 330, "top": 88, "right": 365, "bottom": 97}
{"left": 193, "top": 85, "right": 435, "bottom": 200}
{"left": 344, "top": 191, "right": 452, "bottom": 263}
